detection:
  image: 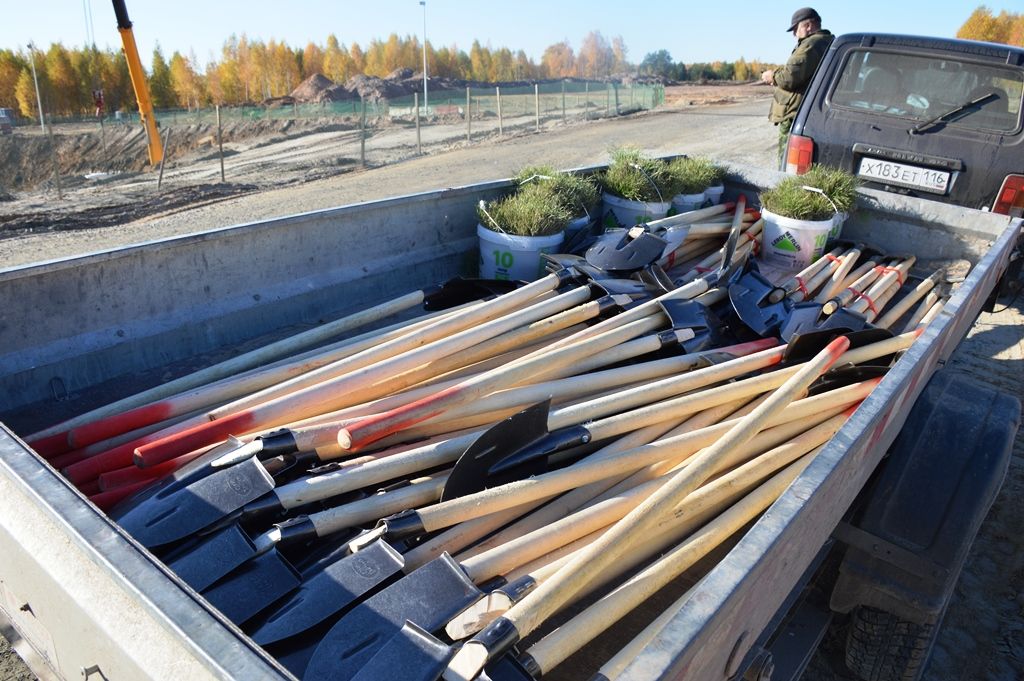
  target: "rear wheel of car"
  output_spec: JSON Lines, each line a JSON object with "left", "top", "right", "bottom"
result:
{"left": 844, "top": 606, "right": 938, "bottom": 681}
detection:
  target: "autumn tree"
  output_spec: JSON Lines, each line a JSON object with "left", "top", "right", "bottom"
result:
{"left": 578, "top": 31, "right": 614, "bottom": 78}
{"left": 15, "top": 68, "right": 42, "bottom": 119}
{"left": 469, "top": 40, "right": 491, "bottom": 82}
{"left": 0, "top": 50, "right": 26, "bottom": 112}
{"left": 611, "top": 36, "right": 629, "bottom": 75}
{"left": 169, "top": 51, "right": 204, "bottom": 109}
{"left": 541, "top": 41, "right": 575, "bottom": 78}
{"left": 302, "top": 42, "right": 324, "bottom": 78}
{"left": 957, "top": 6, "right": 1023, "bottom": 45}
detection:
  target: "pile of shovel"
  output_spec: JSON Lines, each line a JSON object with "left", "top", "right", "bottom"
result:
{"left": 23, "top": 198, "right": 956, "bottom": 680}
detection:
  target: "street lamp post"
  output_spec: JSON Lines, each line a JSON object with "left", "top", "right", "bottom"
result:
{"left": 27, "top": 42, "right": 45, "bottom": 132}
{"left": 420, "top": 1, "right": 428, "bottom": 112}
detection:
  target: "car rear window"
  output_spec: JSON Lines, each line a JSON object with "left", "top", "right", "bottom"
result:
{"left": 830, "top": 48, "right": 1023, "bottom": 133}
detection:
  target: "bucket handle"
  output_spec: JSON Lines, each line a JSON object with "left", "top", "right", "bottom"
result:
{"left": 800, "top": 186, "right": 840, "bottom": 217}
{"left": 629, "top": 163, "right": 665, "bottom": 204}
{"left": 478, "top": 200, "right": 507, "bottom": 235}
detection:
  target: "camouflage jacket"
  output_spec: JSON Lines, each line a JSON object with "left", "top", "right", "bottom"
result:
{"left": 769, "top": 30, "right": 834, "bottom": 124}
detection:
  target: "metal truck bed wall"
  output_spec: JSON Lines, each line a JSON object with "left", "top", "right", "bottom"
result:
{"left": 0, "top": 166, "right": 1019, "bottom": 681}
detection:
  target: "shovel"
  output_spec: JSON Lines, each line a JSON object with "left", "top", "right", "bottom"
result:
{"left": 27, "top": 278, "right": 520, "bottom": 456}
{"left": 109, "top": 327, "right": 718, "bottom": 548}
{"left": 444, "top": 336, "right": 852, "bottom": 679}
{"left": 304, "top": 403, "right": 855, "bottom": 681}
{"left": 439, "top": 338, "right": 783, "bottom": 499}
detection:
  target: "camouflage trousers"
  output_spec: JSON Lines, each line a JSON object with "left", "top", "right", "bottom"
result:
{"left": 777, "top": 118, "right": 793, "bottom": 169}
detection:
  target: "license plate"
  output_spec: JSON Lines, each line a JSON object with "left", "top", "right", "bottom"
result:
{"left": 857, "top": 157, "right": 950, "bottom": 194}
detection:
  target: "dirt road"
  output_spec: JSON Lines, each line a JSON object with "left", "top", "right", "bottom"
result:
{"left": 0, "top": 95, "right": 775, "bottom": 267}
{"left": 1, "top": 86, "right": 1022, "bottom": 681}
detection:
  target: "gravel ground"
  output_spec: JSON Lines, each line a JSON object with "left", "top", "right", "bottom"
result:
{"left": 1, "top": 86, "right": 1022, "bottom": 681}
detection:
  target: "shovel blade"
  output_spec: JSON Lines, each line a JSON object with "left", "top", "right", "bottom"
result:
{"left": 729, "top": 269, "right": 790, "bottom": 337}
{"left": 250, "top": 538, "right": 405, "bottom": 645}
{"left": 164, "top": 523, "right": 257, "bottom": 591}
{"left": 350, "top": 621, "right": 452, "bottom": 681}
{"left": 303, "top": 553, "right": 482, "bottom": 681}
{"left": 441, "top": 400, "right": 553, "bottom": 501}
{"left": 114, "top": 455, "right": 275, "bottom": 548}
{"left": 585, "top": 229, "right": 667, "bottom": 274}
{"left": 780, "top": 302, "right": 867, "bottom": 342}
{"left": 200, "top": 549, "right": 301, "bottom": 626}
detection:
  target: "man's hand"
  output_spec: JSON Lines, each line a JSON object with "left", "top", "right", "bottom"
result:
{"left": 761, "top": 69, "right": 775, "bottom": 85}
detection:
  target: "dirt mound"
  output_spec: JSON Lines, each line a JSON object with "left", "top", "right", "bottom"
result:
{"left": 345, "top": 74, "right": 413, "bottom": 101}
{"left": 290, "top": 74, "right": 336, "bottom": 101}
{"left": 386, "top": 67, "right": 415, "bottom": 81}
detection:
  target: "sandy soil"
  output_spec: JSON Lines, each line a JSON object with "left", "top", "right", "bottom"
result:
{"left": 1, "top": 81, "right": 1022, "bottom": 681}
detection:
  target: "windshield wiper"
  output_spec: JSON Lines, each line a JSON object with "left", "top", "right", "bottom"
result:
{"left": 910, "top": 92, "right": 996, "bottom": 135}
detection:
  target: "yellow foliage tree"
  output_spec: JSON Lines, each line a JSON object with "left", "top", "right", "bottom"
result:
{"left": 957, "top": 6, "right": 1022, "bottom": 46}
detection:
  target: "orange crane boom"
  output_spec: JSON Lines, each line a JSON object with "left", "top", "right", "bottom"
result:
{"left": 112, "top": 0, "right": 162, "bottom": 165}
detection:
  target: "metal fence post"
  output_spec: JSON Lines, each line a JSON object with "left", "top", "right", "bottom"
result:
{"left": 466, "top": 87, "right": 471, "bottom": 142}
{"left": 415, "top": 92, "right": 421, "bottom": 154}
{"left": 496, "top": 86, "right": 503, "bottom": 136}
{"left": 216, "top": 105, "right": 225, "bottom": 182}
{"left": 584, "top": 82, "right": 590, "bottom": 120}
{"left": 606, "top": 83, "right": 611, "bottom": 116}
{"left": 157, "top": 127, "right": 171, "bottom": 189}
{"left": 561, "top": 81, "right": 566, "bottom": 123}
{"left": 360, "top": 99, "right": 367, "bottom": 166}
{"left": 613, "top": 82, "right": 620, "bottom": 115}
{"left": 46, "top": 123, "right": 63, "bottom": 200}
{"left": 534, "top": 84, "right": 540, "bottom": 132}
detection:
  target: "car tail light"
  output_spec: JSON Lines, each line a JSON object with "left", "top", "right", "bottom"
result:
{"left": 785, "top": 135, "right": 815, "bottom": 175}
{"left": 992, "top": 174, "right": 1024, "bottom": 217}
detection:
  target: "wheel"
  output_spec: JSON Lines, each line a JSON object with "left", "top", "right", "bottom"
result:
{"left": 844, "top": 606, "right": 937, "bottom": 681}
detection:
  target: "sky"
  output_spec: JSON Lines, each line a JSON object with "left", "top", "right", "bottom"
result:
{"left": 1, "top": 1, "right": 1011, "bottom": 68}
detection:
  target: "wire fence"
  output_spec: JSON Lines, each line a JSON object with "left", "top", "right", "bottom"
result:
{"left": 22, "top": 81, "right": 664, "bottom": 128}
{"left": 12, "top": 81, "right": 665, "bottom": 196}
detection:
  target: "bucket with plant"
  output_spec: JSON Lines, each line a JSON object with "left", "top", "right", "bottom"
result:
{"left": 667, "top": 156, "right": 720, "bottom": 213}
{"left": 514, "top": 165, "right": 601, "bottom": 248}
{"left": 597, "top": 147, "right": 675, "bottom": 230}
{"left": 477, "top": 181, "right": 572, "bottom": 281}
{"left": 758, "top": 166, "right": 858, "bottom": 270}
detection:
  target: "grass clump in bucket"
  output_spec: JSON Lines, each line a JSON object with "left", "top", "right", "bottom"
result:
{"left": 760, "top": 167, "right": 858, "bottom": 221}
{"left": 598, "top": 147, "right": 676, "bottom": 202}
{"left": 514, "top": 165, "right": 601, "bottom": 220}
{"left": 667, "top": 156, "right": 722, "bottom": 195}
{"left": 477, "top": 182, "right": 573, "bottom": 237}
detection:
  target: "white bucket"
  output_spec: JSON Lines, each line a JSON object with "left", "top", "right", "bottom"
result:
{"left": 477, "top": 224, "right": 564, "bottom": 281}
{"left": 705, "top": 184, "right": 725, "bottom": 205}
{"left": 671, "top": 191, "right": 706, "bottom": 214}
{"left": 601, "top": 193, "right": 670, "bottom": 231}
{"left": 830, "top": 211, "right": 848, "bottom": 240}
{"left": 760, "top": 208, "right": 834, "bottom": 270}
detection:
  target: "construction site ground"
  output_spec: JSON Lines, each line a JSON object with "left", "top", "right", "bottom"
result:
{"left": 0, "top": 83, "right": 1022, "bottom": 680}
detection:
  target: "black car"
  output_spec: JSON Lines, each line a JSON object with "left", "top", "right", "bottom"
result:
{"left": 785, "top": 33, "right": 1024, "bottom": 218}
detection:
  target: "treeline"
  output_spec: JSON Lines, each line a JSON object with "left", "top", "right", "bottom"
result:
{"left": 1, "top": 31, "right": 769, "bottom": 121}
{"left": 956, "top": 6, "right": 1024, "bottom": 45}
{"left": 0, "top": 32, "right": 634, "bottom": 119}
{"left": 637, "top": 49, "right": 774, "bottom": 82}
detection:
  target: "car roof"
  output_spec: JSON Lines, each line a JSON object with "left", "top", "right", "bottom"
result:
{"left": 830, "top": 33, "right": 1024, "bottom": 66}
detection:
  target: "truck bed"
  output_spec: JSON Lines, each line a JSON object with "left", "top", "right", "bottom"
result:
{"left": 0, "top": 165, "right": 1019, "bottom": 680}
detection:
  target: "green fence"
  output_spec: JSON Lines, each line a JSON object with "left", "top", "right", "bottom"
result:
{"left": 25, "top": 81, "right": 664, "bottom": 128}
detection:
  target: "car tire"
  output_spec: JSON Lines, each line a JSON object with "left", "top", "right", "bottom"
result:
{"left": 843, "top": 606, "right": 938, "bottom": 681}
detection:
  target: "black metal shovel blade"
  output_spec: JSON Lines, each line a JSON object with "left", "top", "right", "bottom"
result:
{"left": 303, "top": 553, "right": 483, "bottom": 681}
{"left": 200, "top": 549, "right": 302, "bottom": 626}
{"left": 349, "top": 621, "right": 452, "bottom": 681}
{"left": 115, "top": 455, "right": 275, "bottom": 548}
{"left": 164, "top": 523, "right": 257, "bottom": 591}
{"left": 440, "top": 399, "right": 593, "bottom": 499}
{"left": 423, "top": 278, "right": 522, "bottom": 311}
{"left": 728, "top": 269, "right": 790, "bottom": 337}
{"left": 659, "top": 298, "right": 728, "bottom": 353}
{"left": 585, "top": 229, "right": 667, "bottom": 274}
{"left": 249, "top": 538, "right": 405, "bottom": 645}
{"left": 780, "top": 303, "right": 868, "bottom": 343}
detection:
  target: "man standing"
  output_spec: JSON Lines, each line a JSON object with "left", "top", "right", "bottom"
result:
{"left": 761, "top": 7, "right": 834, "bottom": 165}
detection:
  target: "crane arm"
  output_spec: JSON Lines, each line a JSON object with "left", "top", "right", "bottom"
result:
{"left": 112, "top": 0, "right": 162, "bottom": 165}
